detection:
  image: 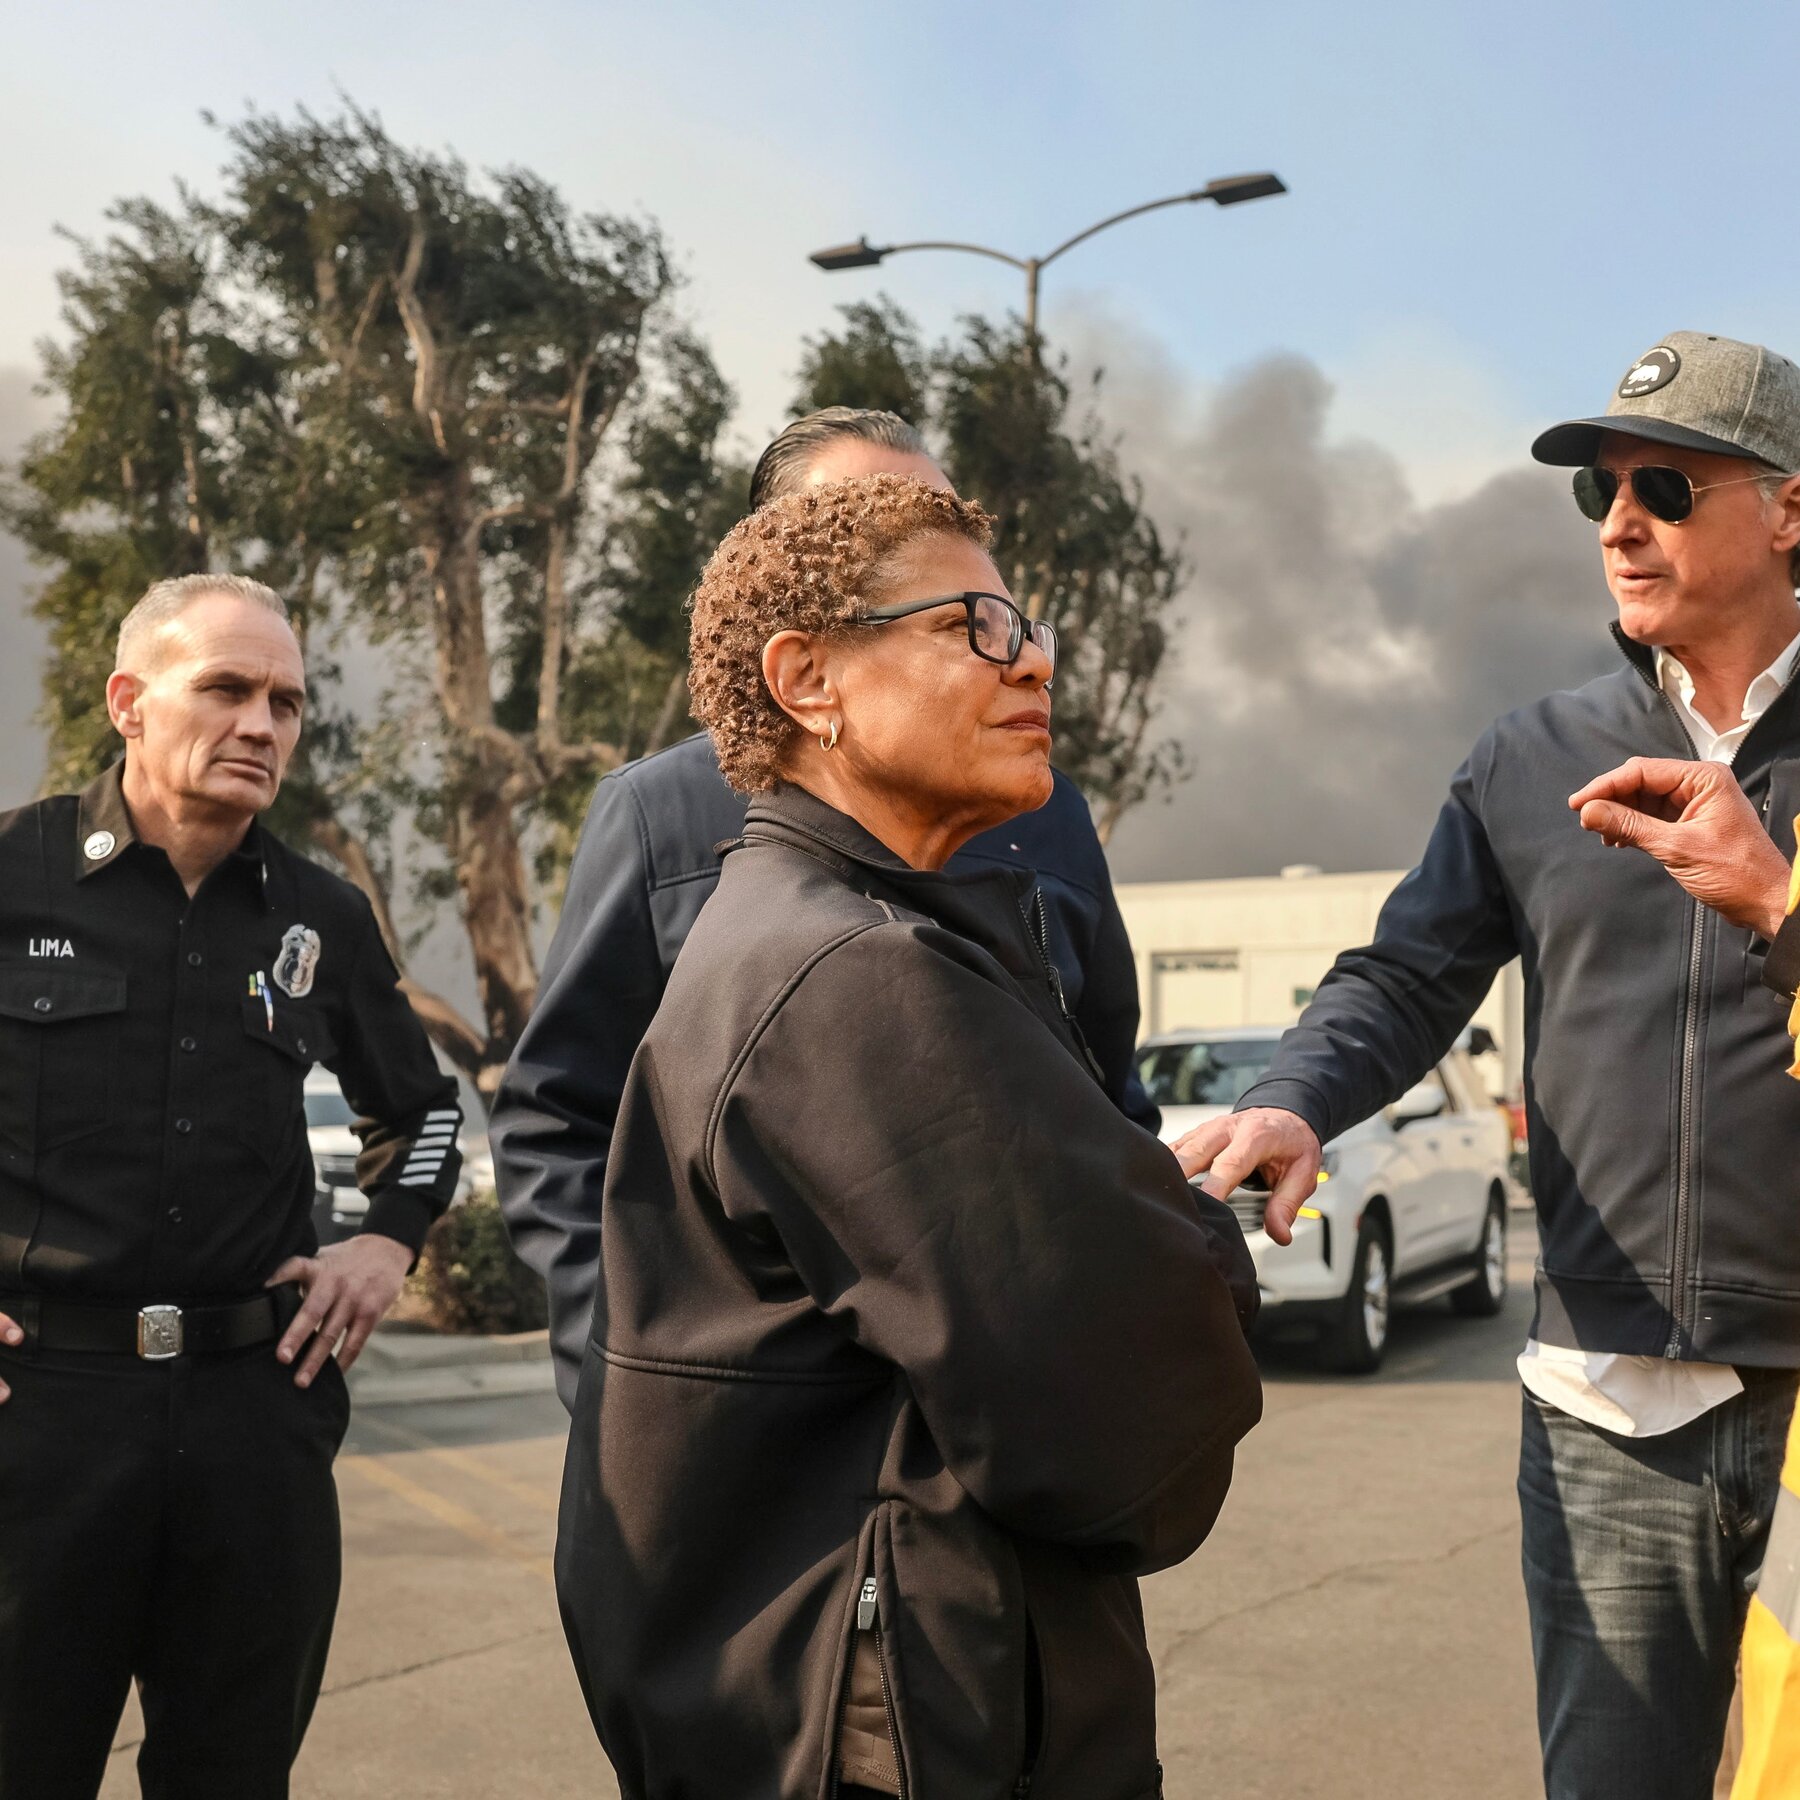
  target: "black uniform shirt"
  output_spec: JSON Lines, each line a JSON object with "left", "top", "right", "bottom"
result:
{"left": 0, "top": 765, "right": 462, "bottom": 1303}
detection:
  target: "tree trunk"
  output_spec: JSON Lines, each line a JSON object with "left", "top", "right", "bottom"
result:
{"left": 452, "top": 770, "right": 539, "bottom": 1092}
{"left": 304, "top": 810, "right": 494, "bottom": 1082}
{"left": 417, "top": 467, "right": 542, "bottom": 1089}
{"left": 305, "top": 813, "right": 403, "bottom": 962}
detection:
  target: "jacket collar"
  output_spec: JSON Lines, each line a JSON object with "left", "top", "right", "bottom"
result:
{"left": 739, "top": 782, "right": 1105, "bottom": 1084}
{"left": 1610, "top": 620, "right": 1800, "bottom": 776}
{"left": 76, "top": 761, "right": 272, "bottom": 906}
{"left": 740, "top": 781, "right": 916, "bottom": 875}
{"left": 739, "top": 781, "right": 1033, "bottom": 898}
{"left": 1610, "top": 621, "right": 1658, "bottom": 688}
{"left": 75, "top": 763, "right": 136, "bottom": 878}
{"left": 739, "top": 780, "right": 1042, "bottom": 956}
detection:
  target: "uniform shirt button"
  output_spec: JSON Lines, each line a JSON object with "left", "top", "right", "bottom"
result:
{"left": 174, "top": 1118, "right": 193, "bottom": 1135}
{"left": 167, "top": 1207, "right": 183, "bottom": 1224}
{"left": 32, "top": 997, "right": 51, "bottom": 1014}
{"left": 296, "top": 1039, "right": 308, "bottom": 1058}
{"left": 180, "top": 1036, "right": 197, "bottom": 1054}
{"left": 186, "top": 952, "right": 203, "bottom": 968}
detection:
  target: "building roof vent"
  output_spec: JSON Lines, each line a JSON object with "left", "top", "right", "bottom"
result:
{"left": 1279, "top": 863, "right": 1324, "bottom": 880}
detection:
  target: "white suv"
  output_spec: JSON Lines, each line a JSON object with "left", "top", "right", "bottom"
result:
{"left": 304, "top": 1069, "right": 488, "bottom": 1243}
{"left": 1138, "top": 1027, "right": 1513, "bottom": 1372}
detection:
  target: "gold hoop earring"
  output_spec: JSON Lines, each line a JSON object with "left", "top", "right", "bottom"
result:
{"left": 819, "top": 719, "right": 840, "bottom": 752}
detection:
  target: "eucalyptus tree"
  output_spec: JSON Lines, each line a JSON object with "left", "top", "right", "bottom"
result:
{"left": 6, "top": 105, "right": 733, "bottom": 1089}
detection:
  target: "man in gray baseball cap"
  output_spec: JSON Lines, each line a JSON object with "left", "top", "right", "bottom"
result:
{"left": 1533, "top": 329, "right": 1800, "bottom": 471}
{"left": 1179, "top": 331, "right": 1800, "bottom": 1800}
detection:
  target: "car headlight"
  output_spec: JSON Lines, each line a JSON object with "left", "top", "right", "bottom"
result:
{"left": 1295, "top": 1150, "right": 1340, "bottom": 1221}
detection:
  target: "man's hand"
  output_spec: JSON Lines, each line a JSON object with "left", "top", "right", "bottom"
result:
{"left": 0, "top": 1310, "right": 21, "bottom": 1404}
{"left": 1170, "top": 1107, "right": 1323, "bottom": 1246}
{"left": 267, "top": 1234, "right": 413, "bottom": 1387}
{"left": 1570, "top": 758, "right": 1791, "bottom": 940}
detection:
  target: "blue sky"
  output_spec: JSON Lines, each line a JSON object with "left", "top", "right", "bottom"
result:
{"left": 4, "top": 0, "right": 1796, "bottom": 472}
{"left": 3, "top": 1, "right": 1798, "bottom": 880}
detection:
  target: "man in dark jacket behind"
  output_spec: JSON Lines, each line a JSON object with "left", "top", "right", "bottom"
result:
{"left": 493, "top": 408, "right": 1158, "bottom": 1406}
{"left": 1179, "top": 332, "right": 1800, "bottom": 1800}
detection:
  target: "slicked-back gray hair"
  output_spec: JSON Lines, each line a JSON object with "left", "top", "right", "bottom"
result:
{"left": 747, "top": 407, "right": 930, "bottom": 513}
{"left": 116, "top": 573, "right": 291, "bottom": 669}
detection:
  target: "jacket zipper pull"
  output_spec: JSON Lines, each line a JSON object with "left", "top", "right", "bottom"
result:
{"left": 1022, "top": 885, "right": 1109, "bottom": 1089}
{"left": 857, "top": 1576, "right": 878, "bottom": 1631}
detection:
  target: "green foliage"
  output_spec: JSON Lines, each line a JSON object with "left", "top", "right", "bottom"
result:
{"left": 4, "top": 102, "right": 742, "bottom": 1083}
{"left": 794, "top": 302, "right": 1186, "bottom": 829}
{"left": 4, "top": 203, "right": 222, "bottom": 791}
{"left": 406, "top": 1191, "right": 548, "bottom": 1335}
{"left": 7, "top": 104, "right": 1187, "bottom": 1079}
{"left": 605, "top": 329, "right": 749, "bottom": 660}
{"left": 791, "top": 296, "right": 930, "bottom": 422}
{"left": 532, "top": 326, "right": 751, "bottom": 896}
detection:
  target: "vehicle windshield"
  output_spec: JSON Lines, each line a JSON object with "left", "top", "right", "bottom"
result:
{"left": 1137, "top": 1038, "right": 1278, "bottom": 1108}
{"left": 304, "top": 1089, "right": 356, "bottom": 1130}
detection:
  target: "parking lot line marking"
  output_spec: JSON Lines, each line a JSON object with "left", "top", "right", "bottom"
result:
{"left": 352, "top": 1412, "right": 561, "bottom": 1513}
{"left": 342, "top": 1453, "right": 554, "bottom": 1584}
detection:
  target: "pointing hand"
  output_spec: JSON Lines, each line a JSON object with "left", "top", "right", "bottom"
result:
{"left": 1569, "top": 757, "right": 1791, "bottom": 940}
{"left": 1170, "top": 1107, "right": 1323, "bottom": 1246}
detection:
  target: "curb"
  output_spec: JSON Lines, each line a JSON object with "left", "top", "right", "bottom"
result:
{"left": 347, "top": 1325, "right": 556, "bottom": 1407}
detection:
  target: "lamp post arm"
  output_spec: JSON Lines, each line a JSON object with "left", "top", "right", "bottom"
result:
{"left": 1037, "top": 189, "right": 1214, "bottom": 270}
{"left": 877, "top": 239, "right": 1034, "bottom": 273}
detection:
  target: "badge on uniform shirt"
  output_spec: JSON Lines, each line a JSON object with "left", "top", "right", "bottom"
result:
{"left": 83, "top": 831, "right": 115, "bottom": 860}
{"left": 273, "top": 924, "right": 322, "bottom": 998}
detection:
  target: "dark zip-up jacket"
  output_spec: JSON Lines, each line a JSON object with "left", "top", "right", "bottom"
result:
{"left": 556, "top": 784, "right": 1260, "bottom": 1800}
{"left": 494, "top": 731, "right": 1158, "bottom": 1406}
{"left": 1240, "top": 626, "right": 1800, "bottom": 1366}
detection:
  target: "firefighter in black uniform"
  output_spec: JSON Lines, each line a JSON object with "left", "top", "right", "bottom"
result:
{"left": 0, "top": 574, "right": 463, "bottom": 1799}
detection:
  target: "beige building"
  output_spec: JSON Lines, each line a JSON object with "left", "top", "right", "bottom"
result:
{"left": 1114, "top": 866, "right": 1526, "bottom": 1098}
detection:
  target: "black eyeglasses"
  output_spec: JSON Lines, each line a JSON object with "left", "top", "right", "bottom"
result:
{"left": 856, "top": 591, "right": 1058, "bottom": 679}
{"left": 1572, "top": 464, "right": 1784, "bottom": 525}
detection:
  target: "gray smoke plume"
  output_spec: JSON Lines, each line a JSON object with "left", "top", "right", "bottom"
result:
{"left": 0, "top": 367, "right": 54, "bottom": 805}
{"left": 0, "top": 332, "right": 1619, "bottom": 889}
{"left": 1087, "top": 346, "right": 1616, "bottom": 881}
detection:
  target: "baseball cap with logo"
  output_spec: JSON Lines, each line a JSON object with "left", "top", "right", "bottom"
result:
{"left": 1532, "top": 330, "right": 1800, "bottom": 472}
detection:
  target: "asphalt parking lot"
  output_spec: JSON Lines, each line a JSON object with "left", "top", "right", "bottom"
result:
{"left": 103, "top": 1215, "right": 1544, "bottom": 1799}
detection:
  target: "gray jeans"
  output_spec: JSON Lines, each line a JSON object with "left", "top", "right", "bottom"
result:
{"left": 1518, "top": 1371, "right": 1797, "bottom": 1800}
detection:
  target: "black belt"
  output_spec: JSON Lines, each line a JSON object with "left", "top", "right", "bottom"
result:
{"left": 1, "top": 1284, "right": 302, "bottom": 1360}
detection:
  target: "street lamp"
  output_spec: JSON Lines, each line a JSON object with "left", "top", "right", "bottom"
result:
{"left": 809, "top": 173, "right": 1287, "bottom": 345}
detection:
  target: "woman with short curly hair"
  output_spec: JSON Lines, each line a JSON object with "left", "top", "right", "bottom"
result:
{"left": 688, "top": 476, "right": 994, "bottom": 793}
{"left": 557, "top": 473, "right": 1261, "bottom": 1800}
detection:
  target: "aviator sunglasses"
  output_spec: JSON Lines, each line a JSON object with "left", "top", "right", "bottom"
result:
{"left": 1572, "top": 464, "right": 1788, "bottom": 525}
{"left": 857, "top": 591, "right": 1059, "bottom": 680}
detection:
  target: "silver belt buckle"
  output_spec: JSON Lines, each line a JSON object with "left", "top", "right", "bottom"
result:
{"left": 137, "top": 1304, "right": 184, "bottom": 1360}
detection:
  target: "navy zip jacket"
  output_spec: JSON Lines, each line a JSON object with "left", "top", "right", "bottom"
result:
{"left": 493, "top": 732, "right": 1157, "bottom": 1404}
{"left": 1240, "top": 626, "right": 1800, "bottom": 1367}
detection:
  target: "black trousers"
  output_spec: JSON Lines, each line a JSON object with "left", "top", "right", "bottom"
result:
{"left": 0, "top": 1336, "right": 351, "bottom": 1799}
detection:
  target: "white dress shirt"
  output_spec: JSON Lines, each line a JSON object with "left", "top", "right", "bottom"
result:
{"left": 1516, "top": 626, "right": 1800, "bottom": 1435}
